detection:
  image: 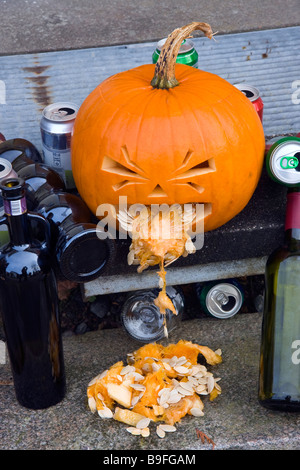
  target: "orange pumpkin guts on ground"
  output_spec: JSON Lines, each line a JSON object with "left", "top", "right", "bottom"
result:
{"left": 87, "top": 340, "right": 222, "bottom": 436}
{"left": 71, "top": 21, "right": 265, "bottom": 234}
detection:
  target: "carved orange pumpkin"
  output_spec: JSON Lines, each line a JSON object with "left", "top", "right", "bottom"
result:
{"left": 71, "top": 22, "right": 265, "bottom": 232}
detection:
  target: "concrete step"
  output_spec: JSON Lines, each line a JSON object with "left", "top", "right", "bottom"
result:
{"left": 1, "top": 313, "right": 299, "bottom": 450}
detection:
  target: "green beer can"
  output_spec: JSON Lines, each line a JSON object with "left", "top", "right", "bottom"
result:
{"left": 266, "top": 136, "right": 300, "bottom": 187}
{"left": 152, "top": 38, "right": 198, "bottom": 68}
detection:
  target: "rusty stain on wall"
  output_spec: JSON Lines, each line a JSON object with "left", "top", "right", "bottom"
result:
{"left": 23, "top": 60, "right": 52, "bottom": 111}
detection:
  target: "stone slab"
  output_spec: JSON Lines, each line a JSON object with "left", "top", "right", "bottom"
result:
{"left": 1, "top": 313, "right": 299, "bottom": 450}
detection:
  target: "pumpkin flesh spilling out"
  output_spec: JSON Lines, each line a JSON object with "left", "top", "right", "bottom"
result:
{"left": 87, "top": 340, "right": 222, "bottom": 434}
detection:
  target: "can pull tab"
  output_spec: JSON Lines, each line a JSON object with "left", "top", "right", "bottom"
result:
{"left": 280, "top": 155, "right": 299, "bottom": 170}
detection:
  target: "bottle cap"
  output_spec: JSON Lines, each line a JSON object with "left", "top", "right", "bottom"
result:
{"left": 0, "top": 177, "right": 25, "bottom": 200}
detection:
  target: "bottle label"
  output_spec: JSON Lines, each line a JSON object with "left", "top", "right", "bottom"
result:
{"left": 285, "top": 192, "right": 300, "bottom": 230}
{"left": 4, "top": 196, "right": 27, "bottom": 216}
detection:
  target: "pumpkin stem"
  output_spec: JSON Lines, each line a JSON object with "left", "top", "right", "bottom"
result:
{"left": 151, "top": 22, "right": 214, "bottom": 90}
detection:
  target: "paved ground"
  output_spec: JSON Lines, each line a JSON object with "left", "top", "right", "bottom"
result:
{"left": 1, "top": 314, "right": 300, "bottom": 450}
{"left": 1, "top": 0, "right": 300, "bottom": 55}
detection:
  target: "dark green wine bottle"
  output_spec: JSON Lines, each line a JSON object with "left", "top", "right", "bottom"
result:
{"left": 258, "top": 190, "right": 300, "bottom": 411}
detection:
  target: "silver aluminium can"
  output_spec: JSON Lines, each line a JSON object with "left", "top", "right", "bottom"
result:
{"left": 204, "top": 281, "right": 244, "bottom": 319}
{"left": 40, "top": 102, "right": 79, "bottom": 189}
{"left": 0, "top": 158, "right": 18, "bottom": 182}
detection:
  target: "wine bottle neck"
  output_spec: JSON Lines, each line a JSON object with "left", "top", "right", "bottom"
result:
{"left": 285, "top": 191, "right": 300, "bottom": 246}
{"left": 4, "top": 195, "right": 31, "bottom": 246}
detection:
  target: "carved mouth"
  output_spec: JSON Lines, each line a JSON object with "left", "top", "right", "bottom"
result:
{"left": 97, "top": 202, "right": 212, "bottom": 237}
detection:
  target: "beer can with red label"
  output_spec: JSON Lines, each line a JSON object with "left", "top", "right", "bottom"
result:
{"left": 234, "top": 83, "right": 264, "bottom": 122}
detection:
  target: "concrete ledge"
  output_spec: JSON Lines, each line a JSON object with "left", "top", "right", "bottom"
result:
{"left": 1, "top": 313, "right": 299, "bottom": 450}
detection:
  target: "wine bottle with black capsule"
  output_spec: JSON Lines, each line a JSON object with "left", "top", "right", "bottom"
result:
{"left": 0, "top": 178, "right": 66, "bottom": 409}
{"left": 258, "top": 189, "right": 300, "bottom": 411}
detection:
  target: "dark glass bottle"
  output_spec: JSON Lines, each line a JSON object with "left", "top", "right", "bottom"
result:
{"left": 0, "top": 178, "right": 66, "bottom": 409}
{"left": 35, "top": 191, "right": 115, "bottom": 282}
{"left": 120, "top": 287, "right": 184, "bottom": 342}
{"left": 258, "top": 190, "right": 300, "bottom": 411}
{"left": 17, "top": 163, "right": 65, "bottom": 210}
{"left": 0, "top": 138, "right": 42, "bottom": 171}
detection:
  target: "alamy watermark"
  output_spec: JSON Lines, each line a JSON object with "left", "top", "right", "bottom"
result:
{"left": 0, "top": 80, "right": 6, "bottom": 105}
{"left": 95, "top": 197, "right": 205, "bottom": 251}
{"left": 291, "top": 339, "right": 300, "bottom": 365}
{"left": 0, "top": 340, "right": 6, "bottom": 364}
{"left": 292, "top": 80, "right": 300, "bottom": 105}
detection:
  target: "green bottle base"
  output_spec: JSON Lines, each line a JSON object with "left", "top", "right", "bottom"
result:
{"left": 259, "top": 398, "right": 300, "bottom": 412}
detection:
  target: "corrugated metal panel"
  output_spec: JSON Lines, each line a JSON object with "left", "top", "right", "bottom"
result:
{"left": 0, "top": 26, "right": 299, "bottom": 152}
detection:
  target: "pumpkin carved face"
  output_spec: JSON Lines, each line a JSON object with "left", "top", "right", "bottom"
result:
{"left": 72, "top": 22, "right": 265, "bottom": 233}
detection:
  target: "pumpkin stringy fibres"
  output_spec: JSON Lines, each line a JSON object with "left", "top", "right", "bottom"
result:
{"left": 118, "top": 204, "right": 196, "bottom": 336}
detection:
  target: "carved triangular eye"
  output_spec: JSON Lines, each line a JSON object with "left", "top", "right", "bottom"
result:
{"left": 171, "top": 150, "right": 216, "bottom": 179}
{"left": 101, "top": 146, "right": 149, "bottom": 191}
{"left": 102, "top": 156, "right": 143, "bottom": 178}
{"left": 168, "top": 150, "right": 216, "bottom": 194}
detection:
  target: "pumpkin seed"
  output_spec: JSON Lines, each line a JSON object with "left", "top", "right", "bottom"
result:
{"left": 130, "top": 383, "right": 146, "bottom": 391}
{"left": 132, "top": 372, "right": 145, "bottom": 381}
{"left": 131, "top": 395, "right": 141, "bottom": 407}
{"left": 168, "top": 356, "right": 178, "bottom": 367}
{"left": 141, "top": 427, "right": 150, "bottom": 437}
{"left": 176, "top": 356, "right": 187, "bottom": 366}
{"left": 142, "top": 363, "right": 152, "bottom": 373}
{"left": 179, "top": 381, "right": 194, "bottom": 392}
{"left": 156, "top": 426, "right": 166, "bottom": 438}
{"left": 136, "top": 417, "right": 151, "bottom": 429}
{"left": 195, "top": 384, "right": 207, "bottom": 394}
{"left": 98, "top": 407, "right": 113, "bottom": 418}
{"left": 176, "top": 385, "right": 194, "bottom": 396}
{"left": 190, "top": 407, "right": 204, "bottom": 417}
{"left": 120, "top": 365, "right": 135, "bottom": 375}
{"left": 197, "top": 377, "right": 208, "bottom": 385}
{"left": 88, "top": 396, "right": 97, "bottom": 413}
{"left": 152, "top": 362, "right": 161, "bottom": 372}
{"left": 126, "top": 427, "right": 142, "bottom": 435}
{"left": 174, "top": 365, "right": 190, "bottom": 375}
{"left": 159, "top": 424, "right": 176, "bottom": 432}
{"left": 158, "top": 388, "right": 170, "bottom": 405}
{"left": 207, "top": 376, "right": 215, "bottom": 393}
{"left": 167, "top": 389, "right": 182, "bottom": 403}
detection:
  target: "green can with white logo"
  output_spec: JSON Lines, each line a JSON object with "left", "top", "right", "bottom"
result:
{"left": 152, "top": 38, "right": 198, "bottom": 68}
{"left": 266, "top": 137, "right": 300, "bottom": 187}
